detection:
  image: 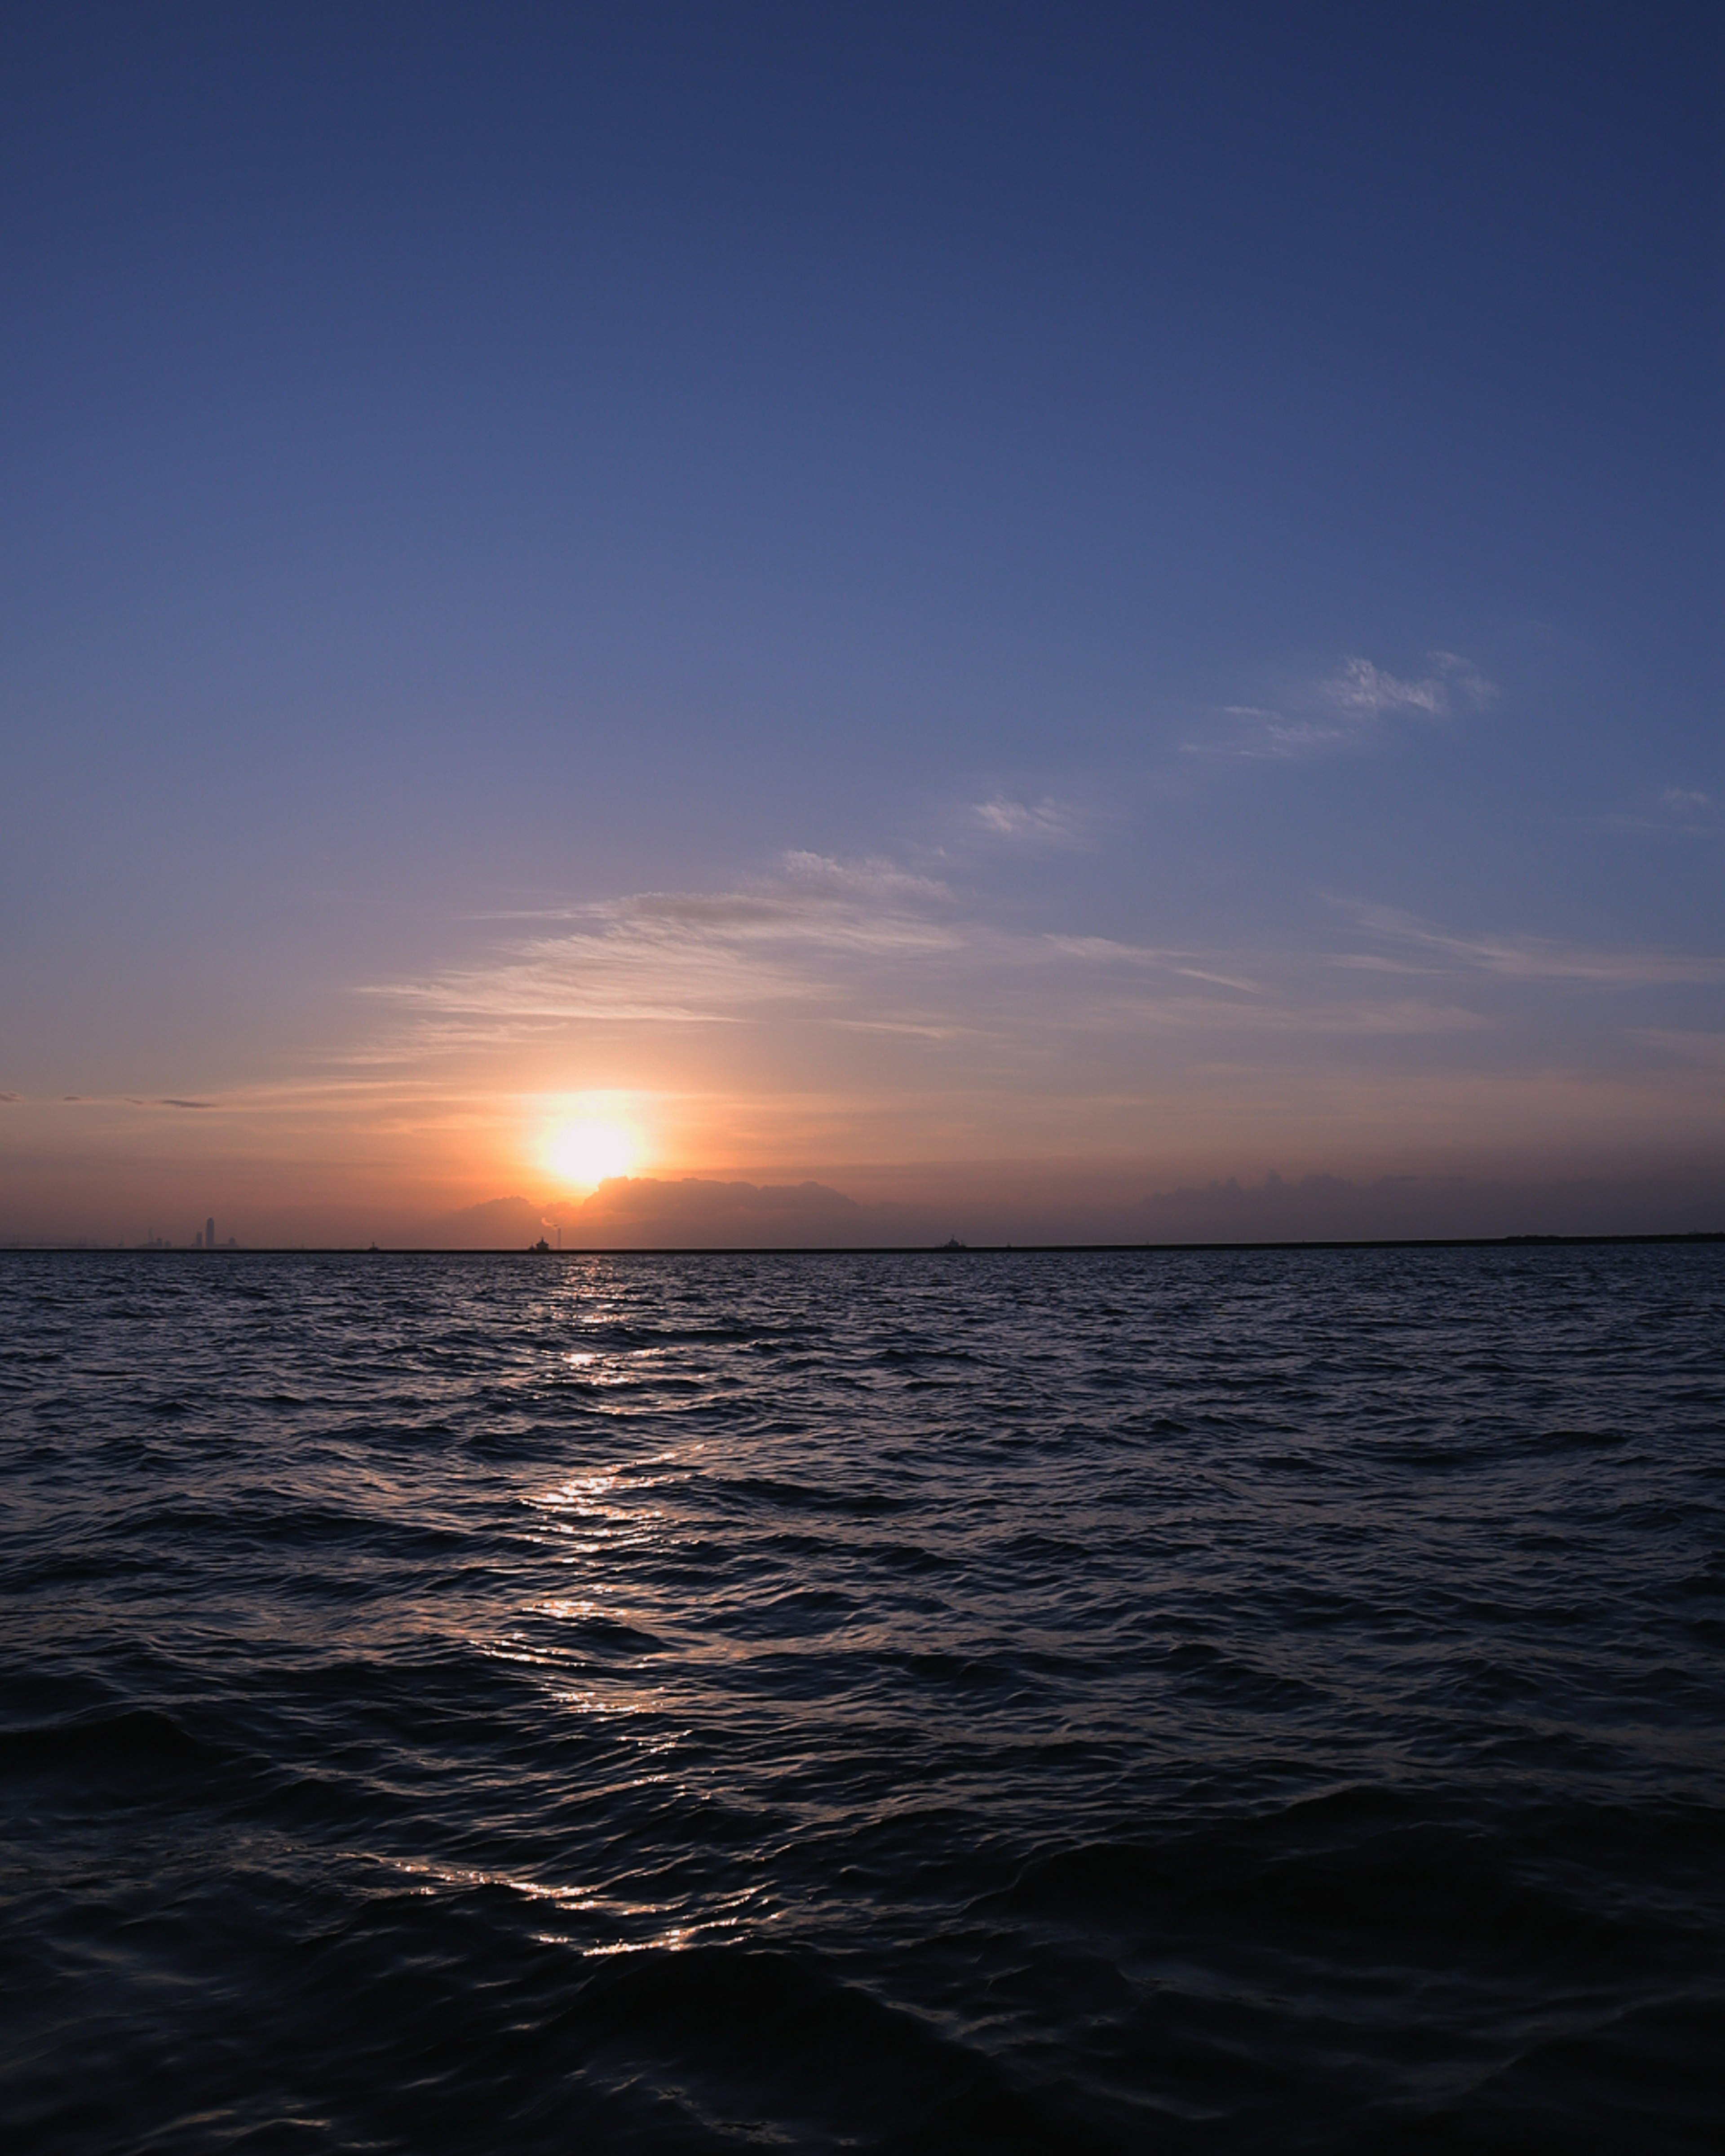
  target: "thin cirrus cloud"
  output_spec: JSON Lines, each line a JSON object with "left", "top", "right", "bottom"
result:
{"left": 973, "top": 796, "right": 1087, "bottom": 846}
{"left": 13, "top": 853, "right": 1712, "bottom": 1217}
{"left": 1320, "top": 652, "right": 1496, "bottom": 718}
{"left": 369, "top": 869, "right": 1165, "bottom": 1063}
{"left": 367, "top": 853, "right": 1455, "bottom": 1067}
{"left": 355, "top": 852, "right": 1713, "bottom": 1094}
{"left": 1336, "top": 905, "right": 1725, "bottom": 984}
{"left": 296, "top": 843, "right": 1725, "bottom": 1201}
{"left": 1193, "top": 652, "right": 1498, "bottom": 761}
{"left": 1595, "top": 786, "right": 1719, "bottom": 839}
{"left": 365, "top": 854, "right": 972, "bottom": 1045}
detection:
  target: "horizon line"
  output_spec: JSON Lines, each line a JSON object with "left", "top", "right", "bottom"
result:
{"left": 4, "top": 1232, "right": 1723, "bottom": 1257}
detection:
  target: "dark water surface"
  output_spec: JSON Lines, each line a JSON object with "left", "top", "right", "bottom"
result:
{"left": 2, "top": 1246, "right": 1721, "bottom": 2152}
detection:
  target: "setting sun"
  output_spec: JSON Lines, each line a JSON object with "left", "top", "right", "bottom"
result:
{"left": 544, "top": 1117, "right": 638, "bottom": 1189}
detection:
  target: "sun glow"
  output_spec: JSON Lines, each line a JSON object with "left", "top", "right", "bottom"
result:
{"left": 544, "top": 1116, "right": 639, "bottom": 1190}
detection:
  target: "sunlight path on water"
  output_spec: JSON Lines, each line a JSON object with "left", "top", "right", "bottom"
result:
{"left": 0, "top": 1246, "right": 1721, "bottom": 2152}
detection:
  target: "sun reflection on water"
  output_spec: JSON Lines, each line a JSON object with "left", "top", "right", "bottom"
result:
{"left": 369, "top": 1854, "right": 776, "bottom": 1958}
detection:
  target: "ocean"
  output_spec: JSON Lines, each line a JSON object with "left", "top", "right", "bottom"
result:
{"left": 1, "top": 1246, "right": 1721, "bottom": 2152}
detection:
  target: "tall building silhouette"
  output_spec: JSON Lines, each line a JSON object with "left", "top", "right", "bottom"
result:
{"left": 207, "top": 1215, "right": 215, "bottom": 1251}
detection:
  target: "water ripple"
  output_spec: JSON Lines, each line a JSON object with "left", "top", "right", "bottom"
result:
{"left": 1, "top": 1246, "right": 1721, "bottom": 2151}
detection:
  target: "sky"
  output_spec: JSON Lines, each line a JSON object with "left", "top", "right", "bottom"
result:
{"left": 2, "top": 1, "right": 1721, "bottom": 1245}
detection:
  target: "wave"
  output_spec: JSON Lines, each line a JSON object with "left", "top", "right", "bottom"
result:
{"left": 0, "top": 1707, "right": 210, "bottom": 1777}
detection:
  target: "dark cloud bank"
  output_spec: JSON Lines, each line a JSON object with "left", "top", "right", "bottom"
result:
{"left": 425, "top": 1169, "right": 1724, "bottom": 1249}
{"left": 438, "top": 1181, "right": 937, "bottom": 1250}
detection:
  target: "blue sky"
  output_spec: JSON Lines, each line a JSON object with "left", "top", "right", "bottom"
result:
{"left": 1, "top": 4, "right": 1719, "bottom": 1240}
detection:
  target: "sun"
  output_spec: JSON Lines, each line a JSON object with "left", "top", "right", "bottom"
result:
{"left": 544, "top": 1117, "right": 637, "bottom": 1190}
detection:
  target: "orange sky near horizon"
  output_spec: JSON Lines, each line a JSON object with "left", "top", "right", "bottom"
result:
{"left": 4, "top": 850, "right": 1720, "bottom": 1245}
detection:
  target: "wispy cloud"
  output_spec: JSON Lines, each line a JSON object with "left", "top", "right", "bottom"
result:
{"left": 1206, "top": 710, "right": 1345, "bottom": 760}
{"left": 1319, "top": 651, "right": 1497, "bottom": 719}
{"left": 365, "top": 862, "right": 973, "bottom": 1043}
{"left": 1596, "top": 785, "right": 1719, "bottom": 839}
{"left": 366, "top": 862, "right": 1722, "bottom": 1094}
{"left": 1338, "top": 905, "right": 1725, "bottom": 984}
{"left": 1192, "top": 651, "right": 1498, "bottom": 761}
{"left": 0, "top": 1092, "right": 227, "bottom": 1112}
{"left": 780, "top": 850, "right": 950, "bottom": 899}
{"left": 28, "top": 862, "right": 1714, "bottom": 1192}
{"left": 360, "top": 857, "right": 1322, "bottom": 1067}
{"left": 1427, "top": 652, "right": 1499, "bottom": 708}
{"left": 358, "top": 859, "right": 1610, "bottom": 1085}
{"left": 1318, "top": 655, "right": 1446, "bottom": 717}
{"left": 973, "top": 795, "right": 1085, "bottom": 845}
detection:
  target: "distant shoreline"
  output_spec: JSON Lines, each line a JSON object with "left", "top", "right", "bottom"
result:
{"left": 4, "top": 1233, "right": 1722, "bottom": 1256}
